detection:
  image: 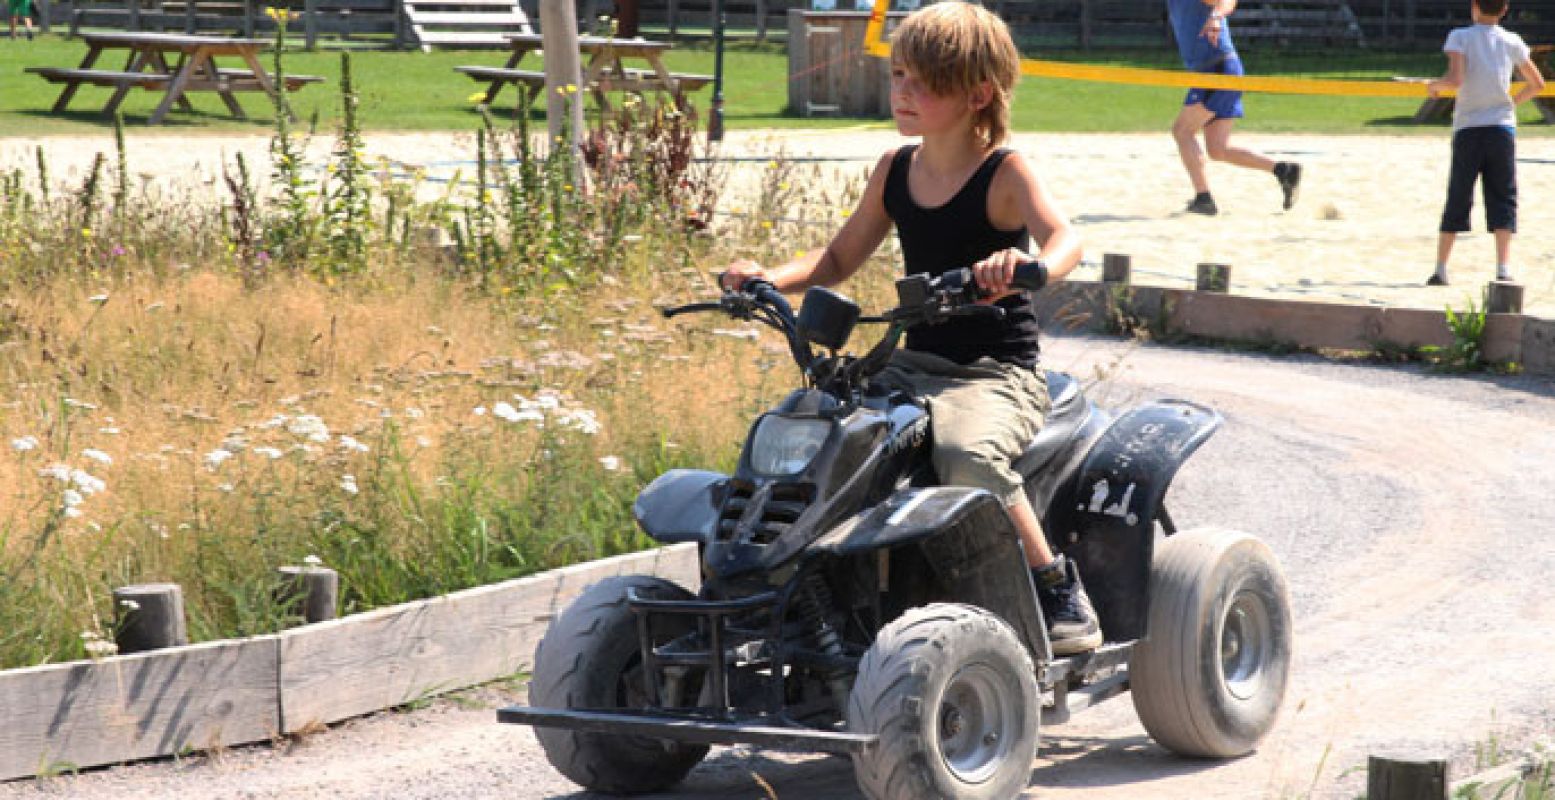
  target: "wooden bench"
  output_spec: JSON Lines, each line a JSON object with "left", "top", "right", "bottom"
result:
{"left": 26, "top": 67, "right": 173, "bottom": 90}
{"left": 456, "top": 65, "right": 713, "bottom": 106}
{"left": 404, "top": 0, "right": 533, "bottom": 52}
{"left": 1233, "top": 0, "right": 1365, "bottom": 46}
{"left": 27, "top": 66, "right": 325, "bottom": 93}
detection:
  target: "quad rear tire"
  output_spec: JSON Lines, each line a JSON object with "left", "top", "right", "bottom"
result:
{"left": 1130, "top": 527, "right": 1292, "bottom": 757}
{"left": 528, "top": 575, "right": 708, "bottom": 794}
{"left": 847, "top": 603, "right": 1040, "bottom": 800}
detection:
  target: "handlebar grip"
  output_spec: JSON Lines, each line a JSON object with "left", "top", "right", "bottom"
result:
{"left": 662, "top": 301, "right": 724, "bottom": 318}
{"left": 1011, "top": 260, "right": 1049, "bottom": 291}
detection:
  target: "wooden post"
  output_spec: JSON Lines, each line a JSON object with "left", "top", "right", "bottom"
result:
{"left": 1197, "top": 262, "right": 1231, "bottom": 293}
{"left": 113, "top": 583, "right": 189, "bottom": 654}
{"left": 1368, "top": 755, "right": 1448, "bottom": 800}
{"left": 1102, "top": 253, "right": 1132, "bottom": 284}
{"left": 304, "top": 0, "right": 318, "bottom": 50}
{"left": 1486, "top": 281, "right": 1524, "bottom": 315}
{"left": 540, "top": 0, "right": 585, "bottom": 160}
{"left": 277, "top": 565, "right": 340, "bottom": 623}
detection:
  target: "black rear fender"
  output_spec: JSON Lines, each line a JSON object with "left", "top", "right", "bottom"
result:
{"left": 814, "top": 487, "right": 1052, "bottom": 664}
{"left": 1044, "top": 400, "right": 1223, "bottom": 642}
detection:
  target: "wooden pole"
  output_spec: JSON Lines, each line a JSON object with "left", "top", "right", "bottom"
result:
{"left": 1367, "top": 755, "right": 1448, "bottom": 800}
{"left": 277, "top": 566, "right": 340, "bottom": 623}
{"left": 1486, "top": 281, "right": 1524, "bottom": 315}
{"left": 113, "top": 583, "right": 189, "bottom": 654}
{"left": 540, "top": 0, "right": 585, "bottom": 157}
{"left": 1197, "top": 262, "right": 1231, "bottom": 293}
{"left": 1102, "top": 253, "right": 1132, "bottom": 284}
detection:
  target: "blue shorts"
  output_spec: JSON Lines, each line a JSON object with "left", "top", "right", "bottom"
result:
{"left": 1183, "top": 56, "right": 1245, "bottom": 120}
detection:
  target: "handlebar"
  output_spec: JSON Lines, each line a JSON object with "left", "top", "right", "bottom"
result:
{"left": 665, "top": 260, "right": 1049, "bottom": 390}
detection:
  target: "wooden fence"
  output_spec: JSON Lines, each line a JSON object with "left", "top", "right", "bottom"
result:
{"left": 44, "top": 0, "right": 1555, "bottom": 49}
{"left": 0, "top": 543, "right": 699, "bottom": 781}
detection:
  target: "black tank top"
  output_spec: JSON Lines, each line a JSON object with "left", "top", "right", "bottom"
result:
{"left": 883, "top": 145, "right": 1041, "bottom": 368}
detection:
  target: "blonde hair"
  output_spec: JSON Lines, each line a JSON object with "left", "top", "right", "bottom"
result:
{"left": 891, "top": 2, "right": 1021, "bottom": 146}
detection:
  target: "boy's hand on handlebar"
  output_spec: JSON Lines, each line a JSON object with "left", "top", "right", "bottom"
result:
{"left": 970, "top": 248, "right": 1029, "bottom": 303}
{"left": 720, "top": 260, "right": 769, "bottom": 292}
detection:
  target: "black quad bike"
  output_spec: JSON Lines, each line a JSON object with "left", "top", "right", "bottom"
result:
{"left": 499, "top": 265, "right": 1293, "bottom": 799}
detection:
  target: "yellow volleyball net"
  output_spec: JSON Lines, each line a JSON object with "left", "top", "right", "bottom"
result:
{"left": 861, "top": 0, "right": 1554, "bottom": 99}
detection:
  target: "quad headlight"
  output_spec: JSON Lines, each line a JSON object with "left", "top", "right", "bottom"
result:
{"left": 748, "top": 415, "right": 832, "bottom": 477}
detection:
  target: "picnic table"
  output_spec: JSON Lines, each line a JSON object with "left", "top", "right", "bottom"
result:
{"left": 25, "top": 31, "right": 324, "bottom": 125}
{"left": 1406, "top": 43, "right": 1555, "bottom": 124}
{"left": 455, "top": 34, "right": 712, "bottom": 114}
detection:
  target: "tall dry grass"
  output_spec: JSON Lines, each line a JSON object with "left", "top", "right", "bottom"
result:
{"left": 0, "top": 73, "right": 868, "bottom": 668}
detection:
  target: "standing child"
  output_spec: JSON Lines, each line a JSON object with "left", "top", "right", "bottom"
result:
{"left": 7, "top": 0, "right": 33, "bottom": 40}
{"left": 720, "top": 2, "right": 1101, "bottom": 654}
{"left": 1427, "top": 0, "right": 1545, "bottom": 286}
{"left": 1166, "top": 0, "right": 1302, "bottom": 215}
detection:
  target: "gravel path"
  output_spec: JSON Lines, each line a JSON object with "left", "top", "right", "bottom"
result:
{"left": 4, "top": 334, "right": 1553, "bottom": 800}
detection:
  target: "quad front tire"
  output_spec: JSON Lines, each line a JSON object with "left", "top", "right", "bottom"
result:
{"left": 847, "top": 603, "right": 1040, "bottom": 800}
{"left": 1130, "top": 527, "right": 1293, "bottom": 757}
{"left": 528, "top": 575, "right": 708, "bottom": 794}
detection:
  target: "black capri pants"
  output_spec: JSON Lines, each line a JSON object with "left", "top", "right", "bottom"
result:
{"left": 1440, "top": 126, "right": 1517, "bottom": 234}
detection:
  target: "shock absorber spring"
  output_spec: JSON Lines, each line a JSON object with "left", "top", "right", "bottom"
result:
{"left": 797, "top": 573, "right": 853, "bottom": 710}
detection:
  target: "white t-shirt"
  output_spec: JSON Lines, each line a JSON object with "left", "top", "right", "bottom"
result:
{"left": 1444, "top": 23, "right": 1531, "bottom": 131}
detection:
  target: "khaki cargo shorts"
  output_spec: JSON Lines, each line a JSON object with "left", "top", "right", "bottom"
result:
{"left": 874, "top": 348, "right": 1051, "bottom": 508}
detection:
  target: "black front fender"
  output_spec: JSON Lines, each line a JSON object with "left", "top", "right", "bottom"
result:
{"left": 1046, "top": 400, "right": 1222, "bottom": 642}
{"left": 633, "top": 468, "right": 728, "bottom": 544}
{"left": 815, "top": 487, "right": 1052, "bottom": 664}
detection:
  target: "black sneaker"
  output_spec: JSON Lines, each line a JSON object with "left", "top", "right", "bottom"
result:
{"left": 1185, "top": 194, "right": 1218, "bottom": 216}
{"left": 1275, "top": 162, "right": 1302, "bottom": 210}
{"left": 1426, "top": 273, "right": 1449, "bottom": 286}
{"left": 1032, "top": 555, "right": 1103, "bottom": 655}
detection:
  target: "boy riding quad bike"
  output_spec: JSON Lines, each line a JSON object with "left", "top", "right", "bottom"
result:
{"left": 498, "top": 267, "right": 1294, "bottom": 799}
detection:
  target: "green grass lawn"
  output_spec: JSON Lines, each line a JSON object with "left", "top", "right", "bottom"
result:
{"left": 0, "top": 34, "right": 1548, "bottom": 135}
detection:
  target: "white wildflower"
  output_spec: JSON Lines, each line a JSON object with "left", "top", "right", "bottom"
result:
{"left": 340, "top": 475, "right": 359, "bottom": 495}
{"left": 61, "top": 489, "right": 85, "bottom": 507}
{"left": 203, "top": 449, "right": 234, "bottom": 469}
{"left": 11, "top": 436, "right": 38, "bottom": 452}
{"left": 492, "top": 402, "right": 521, "bottom": 422}
{"left": 64, "top": 398, "right": 98, "bottom": 410}
{"left": 338, "top": 435, "right": 370, "bottom": 453}
{"left": 88, "top": 292, "right": 109, "bottom": 304}
{"left": 405, "top": 407, "right": 424, "bottom": 419}
{"left": 82, "top": 449, "right": 112, "bottom": 466}
{"left": 599, "top": 455, "right": 622, "bottom": 471}
{"left": 62, "top": 507, "right": 83, "bottom": 518}
{"left": 71, "top": 469, "right": 106, "bottom": 495}
{"left": 473, "top": 406, "right": 488, "bottom": 416}
{"left": 145, "top": 301, "right": 164, "bottom": 313}
{"left": 217, "top": 483, "right": 234, "bottom": 493}
{"left": 259, "top": 414, "right": 290, "bottom": 429}
{"left": 304, "top": 554, "right": 323, "bottom": 567}
{"left": 558, "top": 409, "right": 602, "bottom": 435}
{"left": 98, "top": 427, "right": 120, "bottom": 435}
{"left": 416, "top": 436, "right": 433, "bottom": 448}
{"left": 287, "top": 414, "right": 331, "bottom": 443}
{"left": 253, "top": 446, "right": 285, "bottom": 460}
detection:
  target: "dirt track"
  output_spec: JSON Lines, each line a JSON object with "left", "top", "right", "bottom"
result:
{"left": 4, "top": 334, "right": 1553, "bottom": 800}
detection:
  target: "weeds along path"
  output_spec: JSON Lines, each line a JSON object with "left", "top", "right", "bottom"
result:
{"left": 8, "top": 130, "right": 1555, "bottom": 314}
{"left": 4, "top": 335, "right": 1552, "bottom": 800}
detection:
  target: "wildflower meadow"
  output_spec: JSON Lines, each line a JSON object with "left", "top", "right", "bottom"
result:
{"left": 0, "top": 47, "right": 866, "bottom": 670}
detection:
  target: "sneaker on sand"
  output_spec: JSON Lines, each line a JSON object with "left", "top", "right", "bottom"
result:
{"left": 1032, "top": 555, "right": 1103, "bottom": 655}
{"left": 1275, "top": 162, "right": 1302, "bottom": 210}
{"left": 1426, "top": 273, "right": 1449, "bottom": 287}
{"left": 1185, "top": 195, "right": 1218, "bottom": 216}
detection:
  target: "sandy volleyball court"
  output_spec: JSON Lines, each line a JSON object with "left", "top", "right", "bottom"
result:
{"left": 5, "top": 130, "right": 1551, "bottom": 317}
